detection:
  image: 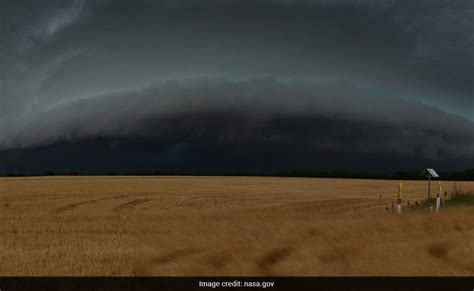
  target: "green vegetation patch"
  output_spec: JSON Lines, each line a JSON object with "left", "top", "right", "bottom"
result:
{"left": 448, "top": 191, "right": 474, "bottom": 206}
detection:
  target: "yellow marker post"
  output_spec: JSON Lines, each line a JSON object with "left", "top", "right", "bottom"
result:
{"left": 397, "top": 183, "right": 403, "bottom": 215}
{"left": 436, "top": 182, "right": 442, "bottom": 214}
{"left": 398, "top": 183, "right": 403, "bottom": 200}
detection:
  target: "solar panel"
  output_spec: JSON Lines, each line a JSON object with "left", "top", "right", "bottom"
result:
{"left": 427, "top": 168, "right": 439, "bottom": 178}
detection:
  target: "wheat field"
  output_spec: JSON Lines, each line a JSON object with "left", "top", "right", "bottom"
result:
{"left": 0, "top": 176, "right": 473, "bottom": 276}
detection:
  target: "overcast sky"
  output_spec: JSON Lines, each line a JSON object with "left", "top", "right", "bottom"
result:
{"left": 0, "top": 0, "right": 473, "bottom": 173}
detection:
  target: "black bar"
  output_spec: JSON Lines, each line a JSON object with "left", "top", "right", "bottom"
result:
{"left": 0, "top": 277, "right": 473, "bottom": 291}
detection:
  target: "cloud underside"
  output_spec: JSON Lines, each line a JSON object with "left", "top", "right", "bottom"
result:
{"left": 1, "top": 78, "right": 473, "bottom": 173}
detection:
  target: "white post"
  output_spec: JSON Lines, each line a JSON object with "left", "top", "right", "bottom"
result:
{"left": 436, "top": 195, "right": 441, "bottom": 214}
{"left": 397, "top": 203, "right": 401, "bottom": 215}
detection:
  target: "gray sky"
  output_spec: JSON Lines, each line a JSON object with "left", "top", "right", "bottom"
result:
{"left": 0, "top": 0, "right": 473, "bottom": 173}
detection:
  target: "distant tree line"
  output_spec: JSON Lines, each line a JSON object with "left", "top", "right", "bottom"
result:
{"left": 1, "top": 169, "right": 474, "bottom": 181}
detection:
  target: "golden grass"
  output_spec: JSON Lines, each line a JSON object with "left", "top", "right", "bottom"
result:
{"left": 0, "top": 176, "right": 473, "bottom": 276}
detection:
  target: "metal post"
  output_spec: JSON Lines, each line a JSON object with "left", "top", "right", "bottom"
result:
{"left": 439, "top": 182, "right": 444, "bottom": 206}
{"left": 428, "top": 175, "right": 431, "bottom": 201}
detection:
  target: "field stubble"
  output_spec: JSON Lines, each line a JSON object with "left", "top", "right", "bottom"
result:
{"left": 0, "top": 176, "right": 473, "bottom": 276}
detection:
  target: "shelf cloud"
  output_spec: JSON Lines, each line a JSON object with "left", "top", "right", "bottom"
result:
{"left": 1, "top": 0, "right": 473, "bottom": 173}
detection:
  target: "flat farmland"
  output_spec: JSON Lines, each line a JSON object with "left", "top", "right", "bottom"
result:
{"left": 0, "top": 176, "right": 473, "bottom": 276}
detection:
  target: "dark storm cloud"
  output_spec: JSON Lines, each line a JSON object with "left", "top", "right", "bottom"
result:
{"left": 0, "top": 0, "right": 85, "bottom": 115}
{"left": 2, "top": 78, "right": 473, "bottom": 160}
{"left": 0, "top": 0, "right": 473, "bottom": 172}
{"left": 2, "top": 0, "right": 472, "bottom": 113}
